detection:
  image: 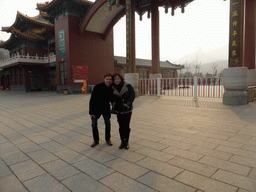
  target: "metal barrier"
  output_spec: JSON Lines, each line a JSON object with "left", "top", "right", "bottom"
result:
{"left": 139, "top": 77, "right": 224, "bottom": 98}
{"left": 197, "top": 77, "right": 224, "bottom": 98}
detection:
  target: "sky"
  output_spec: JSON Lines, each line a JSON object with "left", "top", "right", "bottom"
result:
{"left": 0, "top": 0, "right": 230, "bottom": 64}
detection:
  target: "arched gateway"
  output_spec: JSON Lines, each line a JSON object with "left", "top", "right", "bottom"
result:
{"left": 37, "top": 0, "right": 194, "bottom": 94}
{"left": 79, "top": 0, "right": 194, "bottom": 96}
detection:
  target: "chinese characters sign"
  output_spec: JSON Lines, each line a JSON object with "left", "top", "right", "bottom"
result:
{"left": 229, "top": 0, "right": 243, "bottom": 67}
{"left": 58, "top": 30, "right": 66, "bottom": 58}
{"left": 72, "top": 66, "right": 88, "bottom": 80}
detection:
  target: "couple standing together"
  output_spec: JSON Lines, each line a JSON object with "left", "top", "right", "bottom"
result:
{"left": 89, "top": 73, "right": 135, "bottom": 149}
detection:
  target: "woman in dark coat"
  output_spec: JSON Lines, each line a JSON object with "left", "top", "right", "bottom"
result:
{"left": 112, "top": 73, "right": 135, "bottom": 149}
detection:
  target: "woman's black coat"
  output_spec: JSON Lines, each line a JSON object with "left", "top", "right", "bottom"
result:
{"left": 112, "top": 81, "right": 135, "bottom": 114}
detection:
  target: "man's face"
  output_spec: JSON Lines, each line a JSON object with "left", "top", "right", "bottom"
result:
{"left": 104, "top": 76, "right": 112, "bottom": 87}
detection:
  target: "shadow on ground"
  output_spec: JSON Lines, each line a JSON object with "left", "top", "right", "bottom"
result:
{"left": 230, "top": 102, "right": 256, "bottom": 124}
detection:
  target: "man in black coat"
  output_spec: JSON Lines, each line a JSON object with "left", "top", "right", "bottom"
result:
{"left": 89, "top": 73, "right": 113, "bottom": 147}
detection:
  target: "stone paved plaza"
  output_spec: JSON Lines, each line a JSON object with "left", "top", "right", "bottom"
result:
{"left": 0, "top": 91, "right": 256, "bottom": 192}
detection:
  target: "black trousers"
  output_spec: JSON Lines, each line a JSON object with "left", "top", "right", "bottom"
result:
{"left": 117, "top": 112, "right": 132, "bottom": 142}
{"left": 91, "top": 113, "right": 111, "bottom": 142}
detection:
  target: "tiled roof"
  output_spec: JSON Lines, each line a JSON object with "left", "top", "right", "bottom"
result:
{"left": 2, "top": 11, "right": 53, "bottom": 32}
{"left": 114, "top": 56, "right": 184, "bottom": 69}
{"left": 37, "top": 0, "right": 92, "bottom": 10}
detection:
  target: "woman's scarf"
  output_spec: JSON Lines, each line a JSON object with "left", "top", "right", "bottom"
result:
{"left": 113, "top": 81, "right": 124, "bottom": 93}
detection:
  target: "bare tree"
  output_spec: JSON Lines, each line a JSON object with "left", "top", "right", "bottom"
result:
{"left": 212, "top": 63, "right": 217, "bottom": 75}
{"left": 194, "top": 55, "right": 201, "bottom": 76}
{"left": 182, "top": 61, "right": 192, "bottom": 78}
{"left": 185, "top": 63, "right": 191, "bottom": 73}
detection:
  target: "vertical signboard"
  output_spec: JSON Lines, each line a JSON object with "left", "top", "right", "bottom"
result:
{"left": 228, "top": 0, "right": 243, "bottom": 67}
{"left": 58, "top": 30, "right": 66, "bottom": 58}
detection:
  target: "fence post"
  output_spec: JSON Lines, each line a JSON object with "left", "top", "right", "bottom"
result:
{"left": 194, "top": 76, "right": 198, "bottom": 100}
{"left": 157, "top": 78, "right": 161, "bottom": 97}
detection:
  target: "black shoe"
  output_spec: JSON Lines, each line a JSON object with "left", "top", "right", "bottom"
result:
{"left": 119, "top": 142, "right": 125, "bottom": 149}
{"left": 124, "top": 143, "right": 130, "bottom": 149}
{"left": 106, "top": 140, "right": 113, "bottom": 146}
{"left": 91, "top": 141, "right": 99, "bottom": 147}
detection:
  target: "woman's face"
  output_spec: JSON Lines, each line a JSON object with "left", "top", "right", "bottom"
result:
{"left": 114, "top": 76, "right": 121, "bottom": 85}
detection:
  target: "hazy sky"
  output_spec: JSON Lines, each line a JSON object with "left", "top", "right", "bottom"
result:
{"left": 114, "top": 0, "right": 230, "bottom": 64}
{"left": 0, "top": 0, "right": 230, "bottom": 64}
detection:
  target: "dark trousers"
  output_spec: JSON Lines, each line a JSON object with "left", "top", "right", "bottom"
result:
{"left": 91, "top": 113, "right": 111, "bottom": 142}
{"left": 117, "top": 112, "right": 132, "bottom": 143}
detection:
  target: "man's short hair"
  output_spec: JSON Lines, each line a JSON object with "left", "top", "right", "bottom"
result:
{"left": 104, "top": 73, "right": 112, "bottom": 78}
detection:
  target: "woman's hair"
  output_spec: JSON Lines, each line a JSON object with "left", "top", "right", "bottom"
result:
{"left": 112, "top": 73, "right": 124, "bottom": 82}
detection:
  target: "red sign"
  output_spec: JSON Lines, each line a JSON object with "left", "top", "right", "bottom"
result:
{"left": 72, "top": 66, "right": 88, "bottom": 80}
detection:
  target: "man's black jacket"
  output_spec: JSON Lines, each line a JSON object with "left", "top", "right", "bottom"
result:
{"left": 89, "top": 82, "right": 113, "bottom": 116}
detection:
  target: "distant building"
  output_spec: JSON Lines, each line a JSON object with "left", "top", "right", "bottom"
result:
{"left": 114, "top": 56, "right": 184, "bottom": 79}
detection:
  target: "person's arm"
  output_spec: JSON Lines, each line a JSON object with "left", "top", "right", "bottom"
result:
{"left": 125, "top": 84, "right": 135, "bottom": 108}
{"left": 89, "top": 84, "right": 99, "bottom": 116}
{"left": 110, "top": 87, "right": 115, "bottom": 105}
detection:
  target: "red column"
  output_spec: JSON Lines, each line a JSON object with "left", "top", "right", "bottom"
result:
{"left": 126, "top": 0, "right": 136, "bottom": 73}
{"left": 242, "top": 0, "right": 255, "bottom": 69}
{"left": 151, "top": 0, "right": 160, "bottom": 74}
{"left": 131, "top": 0, "right": 136, "bottom": 73}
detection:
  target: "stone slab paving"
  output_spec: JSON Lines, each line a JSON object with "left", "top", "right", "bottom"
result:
{"left": 0, "top": 91, "right": 256, "bottom": 191}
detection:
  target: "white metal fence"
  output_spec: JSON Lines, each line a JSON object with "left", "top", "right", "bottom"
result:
{"left": 139, "top": 77, "right": 224, "bottom": 98}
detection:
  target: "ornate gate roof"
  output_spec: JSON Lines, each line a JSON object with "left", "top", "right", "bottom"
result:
{"left": 80, "top": 0, "right": 193, "bottom": 39}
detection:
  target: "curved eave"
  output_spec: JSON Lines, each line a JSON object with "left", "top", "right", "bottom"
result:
{"left": 80, "top": 0, "right": 124, "bottom": 36}
{"left": 2, "top": 11, "right": 53, "bottom": 33}
{"left": 33, "top": 27, "right": 54, "bottom": 35}
{"left": 39, "top": 11, "right": 49, "bottom": 19}
{"left": 37, "top": 0, "right": 58, "bottom": 10}
{"left": 30, "top": 11, "right": 50, "bottom": 20}
{"left": 37, "top": 0, "right": 92, "bottom": 10}
{"left": 17, "top": 11, "right": 54, "bottom": 27}
{"left": 0, "top": 34, "right": 15, "bottom": 48}
{"left": 2, "top": 12, "right": 22, "bottom": 32}
{"left": 12, "top": 28, "right": 45, "bottom": 42}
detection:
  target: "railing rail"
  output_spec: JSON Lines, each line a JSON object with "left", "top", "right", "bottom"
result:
{"left": 0, "top": 53, "right": 56, "bottom": 67}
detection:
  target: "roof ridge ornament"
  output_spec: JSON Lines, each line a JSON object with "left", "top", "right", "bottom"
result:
{"left": 164, "top": 0, "right": 169, "bottom": 14}
{"left": 181, "top": 0, "right": 185, "bottom": 13}
{"left": 171, "top": 0, "right": 175, "bottom": 16}
{"left": 139, "top": 9, "right": 143, "bottom": 21}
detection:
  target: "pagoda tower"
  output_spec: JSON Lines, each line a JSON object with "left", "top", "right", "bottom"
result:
{"left": 0, "top": 11, "right": 55, "bottom": 91}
